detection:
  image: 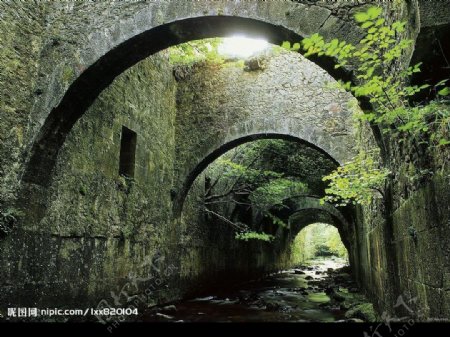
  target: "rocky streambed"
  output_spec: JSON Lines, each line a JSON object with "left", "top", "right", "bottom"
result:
{"left": 141, "top": 257, "right": 378, "bottom": 322}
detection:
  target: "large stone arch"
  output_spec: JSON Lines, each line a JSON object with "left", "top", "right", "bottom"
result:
{"left": 173, "top": 50, "right": 359, "bottom": 215}
{"left": 21, "top": 0, "right": 376, "bottom": 192}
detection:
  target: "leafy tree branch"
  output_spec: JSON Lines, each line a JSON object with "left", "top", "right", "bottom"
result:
{"left": 283, "top": 6, "right": 449, "bottom": 207}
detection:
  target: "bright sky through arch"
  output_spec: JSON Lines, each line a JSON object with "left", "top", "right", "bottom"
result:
{"left": 218, "top": 36, "right": 270, "bottom": 58}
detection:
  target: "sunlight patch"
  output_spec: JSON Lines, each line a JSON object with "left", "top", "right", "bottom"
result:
{"left": 218, "top": 36, "right": 269, "bottom": 58}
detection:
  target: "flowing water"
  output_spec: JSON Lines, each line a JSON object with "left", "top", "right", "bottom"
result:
{"left": 142, "top": 257, "right": 369, "bottom": 322}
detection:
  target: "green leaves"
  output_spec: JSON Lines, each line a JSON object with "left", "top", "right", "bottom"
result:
{"left": 302, "top": 33, "right": 326, "bottom": 57}
{"left": 281, "top": 41, "right": 291, "bottom": 50}
{"left": 361, "top": 21, "right": 374, "bottom": 29}
{"left": 355, "top": 12, "right": 370, "bottom": 23}
{"left": 250, "top": 178, "right": 307, "bottom": 211}
{"left": 321, "top": 150, "right": 390, "bottom": 206}
{"left": 235, "top": 231, "right": 274, "bottom": 242}
{"left": 438, "top": 87, "right": 450, "bottom": 96}
{"left": 284, "top": 40, "right": 311, "bottom": 53}
{"left": 279, "top": 5, "right": 450, "bottom": 208}
{"left": 375, "top": 18, "right": 385, "bottom": 27}
{"left": 439, "top": 139, "right": 450, "bottom": 146}
{"left": 436, "top": 79, "right": 450, "bottom": 97}
{"left": 205, "top": 140, "right": 317, "bottom": 241}
{"left": 292, "top": 42, "right": 301, "bottom": 51}
{"left": 168, "top": 38, "right": 225, "bottom": 65}
{"left": 392, "top": 21, "right": 406, "bottom": 33}
{"left": 354, "top": 6, "right": 382, "bottom": 28}
{"left": 291, "top": 5, "right": 450, "bottom": 151}
{"left": 367, "top": 7, "right": 383, "bottom": 19}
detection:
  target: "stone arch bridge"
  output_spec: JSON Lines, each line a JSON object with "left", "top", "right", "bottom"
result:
{"left": 1, "top": 0, "right": 450, "bottom": 321}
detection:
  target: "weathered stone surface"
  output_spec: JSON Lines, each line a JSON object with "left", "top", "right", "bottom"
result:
{"left": 390, "top": 174, "right": 450, "bottom": 319}
{"left": 418, "top": 0, "right": 450, "bottom": 27}
{"left": 0, "top": 2, "right": 47, "bottom": 206}
{"left": 1, "top": 52, "right": 181, "bottom": 313}
{"left": 2, "top": 48, "right": 355, "bottom": 316}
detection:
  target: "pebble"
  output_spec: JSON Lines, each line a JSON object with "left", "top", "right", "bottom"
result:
{"left": 156, "top": 313, "right": 174, "bottom": 320}
{"left": 161, "top": 305, "right": 177, "bottom": 313}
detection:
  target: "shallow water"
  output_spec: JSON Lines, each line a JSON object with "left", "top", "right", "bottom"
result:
{"left": 142, "top": 257, "right": 363, "bottom": 322}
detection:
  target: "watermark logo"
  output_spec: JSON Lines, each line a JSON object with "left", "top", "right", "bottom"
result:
{"left": 364, "top": 292, "right": 427, "bottom": 337}
{"left": 93, "top": 251, "right": 178, "bottom": 333}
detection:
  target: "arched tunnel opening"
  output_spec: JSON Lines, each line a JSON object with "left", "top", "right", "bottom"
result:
{"left": 290, "top": 223, "right": 349, "bottom": 266}
{"left": 157, "top": 136, "right": 376, "bottom": 322}
{"left": 2, "top": 1, "right": 450, "bottom": 326}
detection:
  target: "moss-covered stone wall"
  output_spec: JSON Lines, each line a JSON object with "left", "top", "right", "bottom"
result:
{"left": 0, "top": 52, "right": 181, "bottom": 311}
{"left": 355, "top": 164, "right": 450, "bottom": 320}
{"left": 0, "top": 1, "right": 47, "bottom": 205}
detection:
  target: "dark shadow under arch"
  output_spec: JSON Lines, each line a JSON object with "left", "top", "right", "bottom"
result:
{"left": 284, "top": 196, "right": 350, "bottom": 229}
{"left": 173, "top": 133, "right": 339, "bottom": 217}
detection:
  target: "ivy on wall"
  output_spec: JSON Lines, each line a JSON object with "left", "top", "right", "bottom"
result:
{"left": 284, "top": 6, "right": 450, "bottom": 207}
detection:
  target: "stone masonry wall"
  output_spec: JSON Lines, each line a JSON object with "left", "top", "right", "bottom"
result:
{"left": 0, "top": 52, "right": 181, "bottom": 311}
{"left": 173, "top": 50, "right": 358, "bottom": 210}
{"left": 355, "top": 171, "right": 450, "bottom": 320}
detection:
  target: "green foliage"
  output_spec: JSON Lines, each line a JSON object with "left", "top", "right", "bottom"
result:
{"left": 217, "top": 157, "right": 282, "bottom": 186}
{"left": 326, "top": 230, "right": 349, "bottom": 258}
{"left": 322, "top": 150, "right": 390, "bottom": 206}
{"left": 250, "top": 178, "right": 308, "bottom": 211}
{"left": 235, "top": 231, "right": 275, "bottom": 242}
{"left": 214, "top": 142, "right": 311, "bottom": 202}
{"left": 215, "top": 154, "right": 308, "bottom": 227}
{"left": 169, "top": 38, "right": 225, "bottom": 65}
{"left": 284, "top": 6, "right": 450, "bottom": 207}
{"left": 285, "top": 6, "right": 449, "bottom": 146}
{"left": 266, "top": 213, "right": 288, "bottom": 229}
{"left": 245, "top": 139, "right": 337, "bottom": 194}
{"left": 345, "top": 303, "right": 378, "bottom": 322}
{"left": 291, "top": 223, "right": 348, "bottom": 264}
{"left": 396, "top": 101, "right": 450, "bottom": 147}
{"left": 315, "top": 244, "right": 333, "bottom": 257}
{"left": 205, "top": 140, "right": 311, "bottom": 241}
{"left": 438, "top": 87, "right": 450, "bottom": 97}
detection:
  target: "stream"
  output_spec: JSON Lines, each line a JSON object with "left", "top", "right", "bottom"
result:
{"left": 142, "top": 257, "right": 375, "bottom": 322}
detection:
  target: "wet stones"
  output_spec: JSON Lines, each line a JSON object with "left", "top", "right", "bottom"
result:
{"left": 155, "top": 312, "right": 174, "bottom": 320}
{"left": 161, "top": 305, "right": 177, "bottom": 313}
{"left": 265, "top": 302, "right": 282, "bottom": 312}
{"left": 344, "top": 303, "right": 377, "bottom": 322}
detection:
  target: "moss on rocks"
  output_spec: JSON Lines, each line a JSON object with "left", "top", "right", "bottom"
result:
{"left": 345, "top": 302, "right": 378, "bottom": 322}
